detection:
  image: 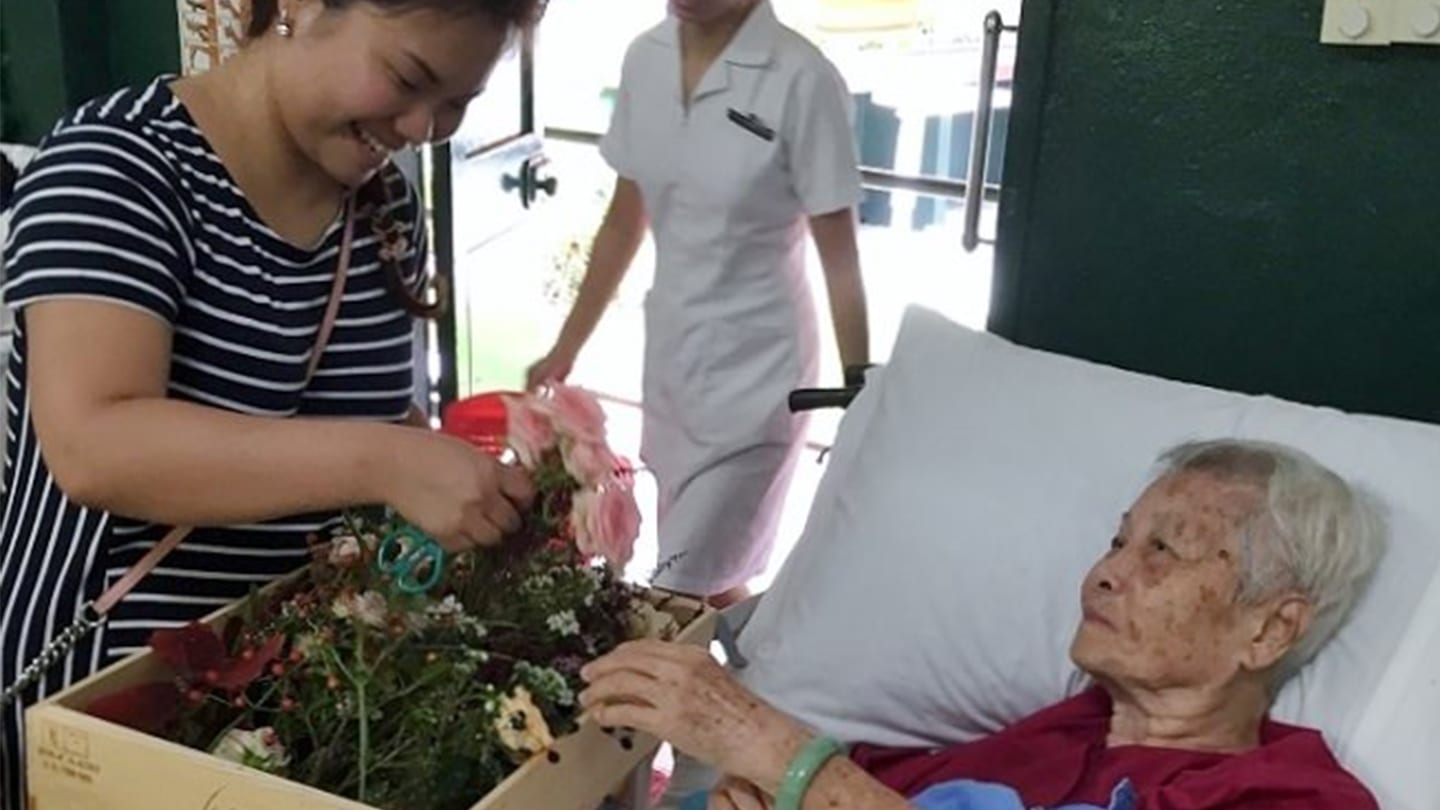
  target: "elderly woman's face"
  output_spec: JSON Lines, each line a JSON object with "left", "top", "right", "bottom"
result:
{"left": 1070, "top": 471, "right": 1263, "bottom": 690}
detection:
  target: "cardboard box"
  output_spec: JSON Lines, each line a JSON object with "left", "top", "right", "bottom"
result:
{"left": 27, "top": 589, "right": 716, "bottom": 810}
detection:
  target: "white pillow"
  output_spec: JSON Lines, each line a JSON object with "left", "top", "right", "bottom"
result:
{"left": 735, "top": 306, "right": 1440, "bottom": 810}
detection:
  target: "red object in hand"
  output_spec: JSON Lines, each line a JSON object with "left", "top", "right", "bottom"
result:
{"left": 440, "top": 392, "right": 515, "bottom": 457}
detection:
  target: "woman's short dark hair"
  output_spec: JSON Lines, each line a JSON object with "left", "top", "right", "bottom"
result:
{"left": 245, "top": 0, "right": 544, "bottom": 40}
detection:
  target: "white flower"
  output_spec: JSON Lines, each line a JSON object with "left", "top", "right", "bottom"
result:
{"left": 523, "top": 573, "right": 556, "bottom": 592}
{"left": 494, "top": 687, "right": 554, "bottom": 758}
{"left": 294, "top": 633, "right": 322, "bottom": 658}
{"left": 328, "top": 535, "right": 362, "bottom": 568}
{"left": 332, "top": 590, "right": 388, "bottom": 629}
{"left": 402, "top": 609, "right": 429, "bottom": 634}
{"left": 426, "top": 594, "right": 465, "bottom": 620}
{"left": 452, "top": 614, "right": 488, "bottom": 639}
{"left": 545, "top": 610, "right": 580, "bottom": 637}
{"left": 211, "top": 727, "right": 290, "bottom": 773}
{"left": 517, "top": 663, "right": 575, "bottom": 707}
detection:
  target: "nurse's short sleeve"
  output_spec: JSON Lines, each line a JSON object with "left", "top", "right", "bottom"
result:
{"left": 786, "top": 61, "right": 862, "bottom": 217}
{"left": 599, "top": 41, "right": 644, "bottom": 180}
{"left": 3, "top": 122, "right": 191, "bottom": 324}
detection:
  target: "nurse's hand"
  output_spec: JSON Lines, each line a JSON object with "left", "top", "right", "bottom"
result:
{"left": 524, "top": 346, "right": 575, "bottom": 391}
{"left": 382, "top": 429, "right": 536, "bottom": 552}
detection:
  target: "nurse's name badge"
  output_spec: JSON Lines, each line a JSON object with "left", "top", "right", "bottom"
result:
{"left": 726, "top": 108, "right": 776, "bottom": 142}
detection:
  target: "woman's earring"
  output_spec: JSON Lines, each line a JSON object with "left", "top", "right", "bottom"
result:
{"left": 276, "top": 8, "right": 294, "bottom": 38}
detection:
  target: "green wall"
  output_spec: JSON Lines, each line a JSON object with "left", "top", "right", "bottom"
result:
{"left": 1, "top": 0, "right": 180, "bottom": 144}
{"left": 1, "top": 0, "right": 69, "bottom": 142}
{"left": 993, "top": 1, "right": 1440, "bottom": 423}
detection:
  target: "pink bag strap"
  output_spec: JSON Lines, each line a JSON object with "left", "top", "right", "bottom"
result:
{"left": 93, "top": 525, "right": 191, "bottom": 614}
{"left": 0, "top": 199, "right": 364, "bottom": 706}
{"left": 305, "top": 196, "right": 356, "bottom": 383}
{"left": 92, "top": 196, "right": 358, "bottom": 616}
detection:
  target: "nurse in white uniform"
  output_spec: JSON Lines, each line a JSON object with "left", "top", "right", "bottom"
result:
{"left": 528, "top": 0, "right": 869, "bottom": 606}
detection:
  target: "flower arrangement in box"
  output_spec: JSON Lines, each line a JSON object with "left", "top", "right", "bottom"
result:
{"left": 84, "top": 385, "right": 680, "bottom": 810}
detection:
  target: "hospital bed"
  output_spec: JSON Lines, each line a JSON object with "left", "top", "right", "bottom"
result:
{"left": 647, "top": 305, "right": 1440, "bottom": 810}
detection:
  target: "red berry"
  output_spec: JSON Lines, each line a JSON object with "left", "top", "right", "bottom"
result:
{"left": 288, "top": 649, "right": 303, "bottom": 664}
{"left": 185, "top": 689, "right": 205, "bottom": 704}
{"left": 280, "top": 698, "right": 297, "bottom": 712}
{"left": 232, "top": 695, "right": 246, "bottom": 708}
{"left": 270, "top": 663, "right": 286, "bottom": 678}
{"left": 203, "top": 669, "right": 220, "bottom": 685}
{"left": 240, "top": 648, "right": 255, "bottom": 661}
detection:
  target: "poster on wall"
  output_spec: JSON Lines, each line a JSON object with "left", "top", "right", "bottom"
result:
{"left": 178, "top": 0, "right": 251, "bottom": 75}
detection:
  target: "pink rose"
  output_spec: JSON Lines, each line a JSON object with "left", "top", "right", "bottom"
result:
{"left": 547, "top": 385, "right": 606, "bottom": 443}
{"left": 569, "top": 486, "right": 640, "bottom": 569}
{"left": 563, "top": 440, "right": 619, "bottom": 487}
{"left": 569, "top": 489, "right": 602, "bottom": 560}
{"left": 594, "top": 486, "right": 640, "bottom": 569}
{"left": 612, "top": 455, "right": 637, "bottom": 488}
{"left": 504, "top": 394, "right": 556, "bottom": 469}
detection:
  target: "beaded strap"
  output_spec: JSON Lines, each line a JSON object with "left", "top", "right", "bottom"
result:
{"left": 1, "top": 606, "right": 105, "bottom": 707}
{"left": 0, "top": 197, "right": 358, "bottom": 707}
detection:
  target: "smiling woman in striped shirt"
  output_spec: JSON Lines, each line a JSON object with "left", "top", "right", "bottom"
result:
{"left": 0, "top": 2, "right": 543, "bottom": 806}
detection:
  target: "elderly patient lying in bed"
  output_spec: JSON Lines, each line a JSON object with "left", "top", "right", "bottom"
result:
{"left": 580, "top": 439, "right": 1386, "bottom": 810}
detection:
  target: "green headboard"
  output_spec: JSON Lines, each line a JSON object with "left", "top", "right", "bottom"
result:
{"left": 1, "top": 0, "right": 179, "bottom": 144}
{"left": 992, "top": 1, "right": 1440, "bottom": 424}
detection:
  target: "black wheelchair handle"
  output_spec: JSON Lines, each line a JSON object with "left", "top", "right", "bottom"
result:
{"left": 788, "top": 386, "right": 862, "bottom": 413}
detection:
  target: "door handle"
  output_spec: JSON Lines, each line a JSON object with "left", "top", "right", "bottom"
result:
{"left": 501, "top": 170, "right": 525, "bottom": 199}
{"left": 532, "top": 172, "right": 557, "bottom": 198}
{"left": 502, "top": 157, "right": 559, "bottom": 209}
{"left": 524, "top": 158, "right": 557, "bottom": 208}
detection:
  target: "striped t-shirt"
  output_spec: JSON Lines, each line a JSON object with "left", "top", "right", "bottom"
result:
{"left": 0, "top": 77, "right": 425, "bottom": 809}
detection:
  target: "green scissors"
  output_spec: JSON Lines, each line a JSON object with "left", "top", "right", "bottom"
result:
{"left": 375, "top": 525, "right": 446, "bottom": 594}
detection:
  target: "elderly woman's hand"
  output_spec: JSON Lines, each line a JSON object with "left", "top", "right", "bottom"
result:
{"left": 709, "top": 775, "right": 774, "bottom": 810}
{"left": 579, "top": 639, "right": 810, "bottom": 792}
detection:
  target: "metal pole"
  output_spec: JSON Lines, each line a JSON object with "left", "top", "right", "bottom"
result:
{"left": 963, "top": 10, "right": 1005, "bottom": 252}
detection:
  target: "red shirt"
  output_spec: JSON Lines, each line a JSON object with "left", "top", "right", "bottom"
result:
{"left": 850, "top": 688, "right": 1377, "bottom": 809}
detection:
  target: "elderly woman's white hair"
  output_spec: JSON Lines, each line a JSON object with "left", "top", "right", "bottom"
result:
{"left": 1157, "top": 439, "right": 1387, "bottom": 683}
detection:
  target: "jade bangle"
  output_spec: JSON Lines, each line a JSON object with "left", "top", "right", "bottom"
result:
{"left": 775, "top": 735, "right": 847, "bottom": 810}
